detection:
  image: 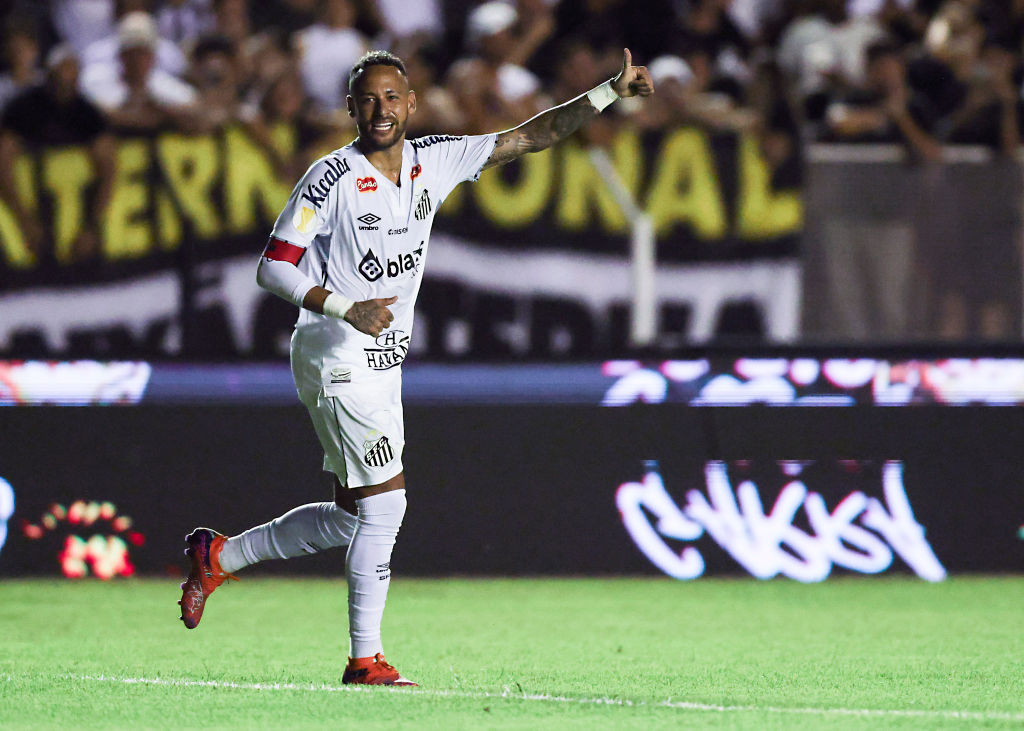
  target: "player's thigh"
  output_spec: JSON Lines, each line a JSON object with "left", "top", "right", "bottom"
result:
{"left": 315, "top": 383, "right": 404, "bottom": 489}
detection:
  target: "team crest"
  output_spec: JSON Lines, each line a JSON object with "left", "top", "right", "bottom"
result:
{"left": 414, "top": 189, "right": 432, "bottom": 220}
{"left": 363, "top": 431, "right": 395, "bottom": 467}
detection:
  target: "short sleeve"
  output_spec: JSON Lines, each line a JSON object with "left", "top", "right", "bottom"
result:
{"left": 412, "top": 134, "right": 497, "bottom": 200}
{"left": 270, "top": 154, "right": 349, "bottom": 247}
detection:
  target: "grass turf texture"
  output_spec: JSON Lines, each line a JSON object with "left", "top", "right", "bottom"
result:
{"left": 1, "top": 576, "right": 1022, "bottom": 729}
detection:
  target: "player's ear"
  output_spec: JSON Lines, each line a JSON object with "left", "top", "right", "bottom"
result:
{"left": 407, "top": 89, "right": 417, "bottom": 116}
{"left": 345, "top": 94, "right": 356, "bottom": 118}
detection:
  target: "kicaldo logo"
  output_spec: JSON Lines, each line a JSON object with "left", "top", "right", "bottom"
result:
{"left": 22, "top": 500, "right": 145, "bottom": 579}
{"left": 357, "top": 177, "right": 378, "bottom": 193}
{"left": 617, "top": 460, "right": 946, "bottom": 582}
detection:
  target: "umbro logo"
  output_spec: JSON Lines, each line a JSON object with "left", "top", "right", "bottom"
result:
{"left": 357, "top": 213, "right": 381, "bottom": 230}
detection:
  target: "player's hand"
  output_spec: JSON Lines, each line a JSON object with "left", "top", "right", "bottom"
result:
{"left": 611, "top": 48, "right": 654, "bottom": 99}
{"left": 344, "top": 296, "right": 397, "bottom": 338}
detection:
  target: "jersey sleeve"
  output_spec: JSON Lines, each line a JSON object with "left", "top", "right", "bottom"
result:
{"left": 269, "top": 153, "right": 349, "bottom": 247}
{"left": 416, "top": 134, "right": 497, "bottom": 201}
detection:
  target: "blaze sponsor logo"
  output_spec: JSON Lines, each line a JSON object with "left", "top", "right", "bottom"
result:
{"left": 356, "top": 213, "right": 381, "bottom": 230}
{"left": 363, "top": 431, "right": 395, "bottom": 466}
{"left": 410, "top": 134, "right": 462, "bottom": 149}
{"left": 293, "top": 206, "right": 316, "bottom": 233}
{"left": 357, "top": 249, "right": 384, "bottom": 281}
{"left": 357, "top": 176, "right": 378, "bottom": 192}
{"left": 410, "top": 164, "right": 421, "bottom": 180}
{"left": 365, "top": 329, "right": 410, "bottom": 370}
{"left": 357, "top": 243, "right": 424, "bottom": 282}
{"left": 301, "top": 157, "right": 350, "bottom": 209}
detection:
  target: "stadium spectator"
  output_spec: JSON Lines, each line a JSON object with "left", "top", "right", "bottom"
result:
{"left": 676, "top": 0, "right": 753, "bottom": 84}
{"left": 944, "top": 37, "right": 1021, "bottom": 153}
{"left": 81, "top": 7, "right": 189, "bottom": 78}
{"left": 295, "top": 0, "right": 368, "bottom": 112}
{"left": 402, "top": 47, "right": 465, "bottom": 135}
{"left": 155, "top": 0, "right": 216, "bottom": 47}
{"left": 188, "top": 34, "right": 245, "bottom": 130}
{"left": 820, "top": 39, "right": 941, "bottom": 159}
{"left": 0, "top": 21, "right": 44, "bottom": 112}
{"left": 79, "top": 12, "right": 200, "bottom": 133}
{"left": 0, "top": 44, "right": 115, "bottom": 260}
{"left": 445, "top": 1, "right": 546, "bottom": 133}
{"left": 547, "top": 0, "right": 677, "bottom": 72}
{"left": 50, "top": 0, "right": 117, "bottom": 55}
{"left": 370, "top": 0, "right": 444, "bottom": 55}
{"left": 210, "top": 0, "right": 252, "bottom": 46}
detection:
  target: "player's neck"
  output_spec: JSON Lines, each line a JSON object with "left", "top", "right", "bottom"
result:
{"left": 356, "top": 137, "right": 405, "bottom": 186}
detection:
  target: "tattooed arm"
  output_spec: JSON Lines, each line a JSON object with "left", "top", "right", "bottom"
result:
{"left": 483, "top": 48, "right": 655, "bottom": 170}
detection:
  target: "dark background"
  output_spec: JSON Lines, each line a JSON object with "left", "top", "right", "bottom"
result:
{"left": 2, "top": 404, "right": 1022, "bottom": 577}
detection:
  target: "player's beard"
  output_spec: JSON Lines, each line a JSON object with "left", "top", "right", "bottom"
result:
{"left": 359, "top": 116, "right": 407, "bottom": 153}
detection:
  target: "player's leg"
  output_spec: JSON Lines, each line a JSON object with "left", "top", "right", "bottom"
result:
{"left": 341, "top": 472, "right": 414, "bottom": 685}
{"left": 216, "top": 476, "right": 357, "bottom": 573}
{"left": 330, "top": 386, "right": 414, "bottom": 685}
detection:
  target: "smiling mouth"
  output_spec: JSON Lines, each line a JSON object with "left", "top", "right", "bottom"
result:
{"left": 371, "top": 120, "right": 395, "bottom": 132}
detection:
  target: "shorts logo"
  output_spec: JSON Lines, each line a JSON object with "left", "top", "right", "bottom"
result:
{"left": 364, "top": 433, "right": 395, "bottom": 467}
{"left": 356, "top": 213, "right": 380, "bottom": 230}
{"left": 410, "top": 164, "right": 421, "bottom": 180}
{"left": 358, "top": 249, "right": 384, "bottom": 281}
{"left": 357, "top": 177, "right": 377, "bottom": 193}
{"left": 328, "top": 366, "right": 351, "bottom": 384}
{"left": 365, "top": 330, "right": 410, "bottom": 370}
{"left": 414, "top": 189, "right": 432, "bottom": 221}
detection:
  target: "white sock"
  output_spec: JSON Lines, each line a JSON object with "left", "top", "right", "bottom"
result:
{"left": 347, "top": 489, "right": 406, "bottom": 659}
{"left": 218, "top": 502, "right": 358, "bottom": 574}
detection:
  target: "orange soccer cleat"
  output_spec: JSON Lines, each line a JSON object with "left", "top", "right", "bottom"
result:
{"left": 178, "top": 527, "right": 237, "bottom": 629}
{"left": 342, "top": 654, "right": 418, "bottom": 686}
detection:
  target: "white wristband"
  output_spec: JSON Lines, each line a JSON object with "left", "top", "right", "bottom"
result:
{"left": 322, "top": 292, "right": 355, "bottom": 319}
{"left": 586, "top": 80, "right": 619, "bottom": 112}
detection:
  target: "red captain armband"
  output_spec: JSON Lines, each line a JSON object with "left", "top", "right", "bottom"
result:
{"left": 263, "top": 238, "right": 306, "bottom": 265}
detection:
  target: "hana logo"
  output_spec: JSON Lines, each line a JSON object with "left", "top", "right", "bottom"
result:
{"left": 0, "top": 477, "right": 13, "bottom": 557}
{"left": 357, "top": 176, "right": 378, "bottom": 193}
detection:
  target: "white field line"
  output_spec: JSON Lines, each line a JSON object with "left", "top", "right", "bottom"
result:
{"left": 28, "top": 673, "right": 1021, "bottom": 723}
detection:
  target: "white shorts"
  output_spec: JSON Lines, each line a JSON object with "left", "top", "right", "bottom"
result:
{"left": 291, "top": 330, "right": 405, "bottom": 489}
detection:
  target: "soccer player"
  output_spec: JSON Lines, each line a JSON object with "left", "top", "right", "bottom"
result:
{"left": 179, "top": 48, "right": 653, "bottom": 686}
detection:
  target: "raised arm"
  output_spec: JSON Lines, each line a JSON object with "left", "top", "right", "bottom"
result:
{"left": 483, "top": 48, "right": 654, "bottom": 169}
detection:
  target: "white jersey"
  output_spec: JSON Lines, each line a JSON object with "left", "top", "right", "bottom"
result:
{"left": 270, "top": 133, "right": 496, "bottom": 378}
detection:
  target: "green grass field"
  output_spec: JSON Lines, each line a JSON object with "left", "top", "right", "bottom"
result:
{"left": 2, "top": 576, "right": 1022, "bottom": 729}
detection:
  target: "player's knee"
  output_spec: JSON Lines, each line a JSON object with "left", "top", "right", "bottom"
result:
{"left": 355, "top": 489, "right": 406, "bottom": 535}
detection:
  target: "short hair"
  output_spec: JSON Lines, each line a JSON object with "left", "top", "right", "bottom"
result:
{"left": 348, "top": 50, "right": 408, "bottom": 93}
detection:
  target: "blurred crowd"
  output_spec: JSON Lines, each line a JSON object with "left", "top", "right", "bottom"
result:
{"left": 0, "top": 0, "right": 1022, "bottom": 258}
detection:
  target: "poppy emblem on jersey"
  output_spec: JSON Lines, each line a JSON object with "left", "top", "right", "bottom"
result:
{"left": 414, "top": 189, "right": 432, "bottom": 220}
{"left": 357, "top": 177, "right": 378, "bottom": 193}
{"left": 363, "top": 432, "right": 395, "bottom": 467}
{"left": 410, "top": 164, "right": 422, "bottom": 180}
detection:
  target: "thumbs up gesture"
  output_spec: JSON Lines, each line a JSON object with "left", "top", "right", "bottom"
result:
{"left": 611, "top": 48, "right": 655, "bottom": 98}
